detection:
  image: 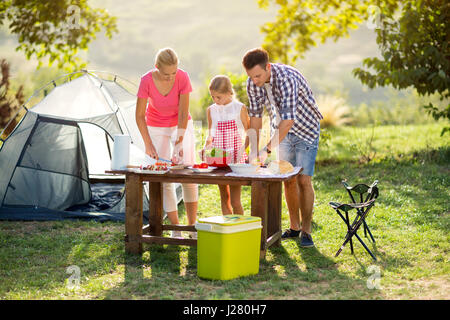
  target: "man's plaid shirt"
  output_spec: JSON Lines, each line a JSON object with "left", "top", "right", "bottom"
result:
{"left": 246, "top": 63, "right": 323, "bottom": 144}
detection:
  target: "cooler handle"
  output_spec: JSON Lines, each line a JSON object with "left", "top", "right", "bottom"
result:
{"left": 195, "top": 223, "right": 212, "bottom": 231}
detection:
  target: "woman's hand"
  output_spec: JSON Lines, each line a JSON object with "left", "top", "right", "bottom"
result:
{"left": 145, "top": 142, "right": 158, "bottom": 159}
{"left": 172, "top": 142, "right": 183, "bottom": 164}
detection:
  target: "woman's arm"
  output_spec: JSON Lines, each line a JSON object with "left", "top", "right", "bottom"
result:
{"left": 136, "top": 97, "right": 158, "bottom": 158}
{"left": 171, "top": 92, "right": 190, "bottom": 163}
{"left": 175, "top": 93, "right": 190, "bottom": 146}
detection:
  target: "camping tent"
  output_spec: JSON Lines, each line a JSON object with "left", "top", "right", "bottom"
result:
{"left": 0, "top": 70, "right": 181, "bottom": 221}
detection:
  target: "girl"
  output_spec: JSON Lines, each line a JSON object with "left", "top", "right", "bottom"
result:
{"left": 201, "top": 75, "right": 250, "bottom": 215}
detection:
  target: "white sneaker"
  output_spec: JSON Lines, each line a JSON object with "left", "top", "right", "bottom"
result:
{"left": 171, "top": 230, "right": 182, "bottom": 238}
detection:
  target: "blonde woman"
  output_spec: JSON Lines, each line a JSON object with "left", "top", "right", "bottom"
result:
{"left": 136, "top": 48, "right": 198, "bottom": 238}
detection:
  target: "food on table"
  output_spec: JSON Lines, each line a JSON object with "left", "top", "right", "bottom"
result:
{"left": 193, "top": 163, "right": 209, "bottom": 169}
{"left": 267, "top": 160, "right": 294, "bottom": 174}
{"left": 206, "top": 148, "right": 231, "bottom": 158}
{"left": 205, "top": 148, "right": 232, "bottom": 167}
{"left": 140, "top": 162, "right": 169, "bottom": 171}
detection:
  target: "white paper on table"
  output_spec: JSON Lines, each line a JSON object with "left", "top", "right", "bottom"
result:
{"left": 225, "top": 166, "right": 302, "bottom": 178}
{"left": 111, "top": 134, "right": 130, "bottom": 170}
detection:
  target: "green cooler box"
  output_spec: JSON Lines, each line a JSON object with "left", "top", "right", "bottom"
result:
{"left": 195, "top": 215, "right": 262, "bottom": 280}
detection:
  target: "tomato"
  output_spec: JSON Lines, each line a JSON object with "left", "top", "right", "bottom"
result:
{"left": 200, "top": 163, "right": 208, "bottom": 169}
{"left": 193, "top": 164, "right": 200, "bottom": 168}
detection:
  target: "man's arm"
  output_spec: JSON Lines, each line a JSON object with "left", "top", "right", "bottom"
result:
{"left": 264, "top": 119, "right": 294, "bottom": 153}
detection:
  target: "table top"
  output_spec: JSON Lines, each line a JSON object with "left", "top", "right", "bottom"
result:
{"left": 106, "top": 166, "right": 302, "bottom": 184}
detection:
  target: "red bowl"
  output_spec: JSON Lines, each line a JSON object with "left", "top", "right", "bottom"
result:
{"left": 206, "top": 155, "right": 233, "bottom": 167}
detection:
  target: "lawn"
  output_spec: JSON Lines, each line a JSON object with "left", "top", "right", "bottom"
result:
{"left": 0, "top": 123, "right": 448, "bottom": 300}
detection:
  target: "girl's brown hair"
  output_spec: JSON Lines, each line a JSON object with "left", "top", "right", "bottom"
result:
{"left": 209, "top": 75, "right": 234, "bottom": 95}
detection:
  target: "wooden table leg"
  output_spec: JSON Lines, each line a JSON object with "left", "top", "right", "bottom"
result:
{"left": 251, "top": 181, "right": 268, "bottom": 257}
{"left": 149, "top": 181, "right": 163, "bottom": 237}
{"left": 125, "top": 173, "right": 143, "bottom": 254}
{"left": 267, "top": 181, "right": 282, "bottom": 247}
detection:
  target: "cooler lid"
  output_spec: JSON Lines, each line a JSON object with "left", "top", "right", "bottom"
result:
{"left": 198, "top": 215, "right": 261, "bottom": 226}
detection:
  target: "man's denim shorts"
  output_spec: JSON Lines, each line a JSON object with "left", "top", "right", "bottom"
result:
{"left": 278, "top": 132, "right": 319, "bottom": 176}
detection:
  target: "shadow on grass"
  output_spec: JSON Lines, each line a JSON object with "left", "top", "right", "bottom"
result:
{"left": 103, "top": 244, "right": 187, "bottom": 299}
{"left": 260, "top": 241, "right": 383, "bottom": 299}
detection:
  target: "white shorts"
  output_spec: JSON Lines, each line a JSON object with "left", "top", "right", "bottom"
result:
{"left": 148, "top": 119, "right": 198, "bottom": 212}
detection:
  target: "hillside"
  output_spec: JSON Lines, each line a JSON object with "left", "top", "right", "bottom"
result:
{"left": 1, "top": 0, "right": 400, "bottom": 106}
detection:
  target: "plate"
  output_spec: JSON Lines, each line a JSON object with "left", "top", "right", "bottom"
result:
{"left": 187, "top": 166, "right": 217, "bottom": 173}
{"left": 228, "top": 163, "right": 260, "bottom": 175}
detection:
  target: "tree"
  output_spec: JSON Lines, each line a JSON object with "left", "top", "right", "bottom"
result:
{"left": 258, "top": 0, "right": 449, "bottom": 134}
{"left": 0, "top": 59, "right": 24, "bottom": 137}
{"left": 0, "top": 0, "right": 118, "bottom": 71}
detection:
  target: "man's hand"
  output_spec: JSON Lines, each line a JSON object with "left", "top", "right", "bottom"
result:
{"left": 258, "top": 147, "right": 269, "bottom": 164}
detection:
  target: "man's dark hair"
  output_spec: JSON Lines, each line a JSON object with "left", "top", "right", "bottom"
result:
{"left": 242, "top": 48, "right": 269, "bottom": 70}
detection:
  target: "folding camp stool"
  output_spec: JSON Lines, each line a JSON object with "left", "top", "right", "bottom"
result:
{"left": 329, "top": 183, "right": 379, "bottom": 261}
{"left": 341, "top": 180, "right": 379, "bottom": 243}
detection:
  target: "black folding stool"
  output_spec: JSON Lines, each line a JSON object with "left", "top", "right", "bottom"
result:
{"left": 329, "top": 182, "right": 379, "bottom": 261}
{"left": 341, "top": 180, "right": 379, "bottom": 243}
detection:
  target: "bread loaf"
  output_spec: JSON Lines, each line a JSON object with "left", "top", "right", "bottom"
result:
{"left": 268, "top": 160, "right": 294, "bottom": 174}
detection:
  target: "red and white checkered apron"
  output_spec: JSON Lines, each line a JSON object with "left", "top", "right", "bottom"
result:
{"left": 212, "top": 120, "right": 248, "bottom": 164}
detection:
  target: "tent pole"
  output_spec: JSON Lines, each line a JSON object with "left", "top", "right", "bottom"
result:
{"left": 105, "top": 131, "right": 112, "bottom": 159}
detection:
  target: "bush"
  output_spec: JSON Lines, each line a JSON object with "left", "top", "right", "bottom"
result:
{"left": 316, "top": 94, "right": 352, "bottom": 128}
{"left": 0, "top": 59, "right": 25, "bottom": 138}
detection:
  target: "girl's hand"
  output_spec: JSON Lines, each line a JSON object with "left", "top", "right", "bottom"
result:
{"left": 199, "top": 146, "right": 210, "bottom": 162}
{"left": 200, "top": 142, "right": 212, "bottom": 161}
{"left": 199, "top": 148, "right": 205, "bottom": 162}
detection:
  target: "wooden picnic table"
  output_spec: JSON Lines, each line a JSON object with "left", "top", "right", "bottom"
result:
{"left": 106, "top": 166, "right": 302, "bottom": 258}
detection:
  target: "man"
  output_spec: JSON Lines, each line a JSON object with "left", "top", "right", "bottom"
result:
{"left": 242, "top": 48, "right": 323, "bottom": 248}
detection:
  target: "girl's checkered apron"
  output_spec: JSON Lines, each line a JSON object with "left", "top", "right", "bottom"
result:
{"left": 210, "top": 100, "right": 248, "bottom": 164}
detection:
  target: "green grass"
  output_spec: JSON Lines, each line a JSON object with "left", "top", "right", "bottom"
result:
{"left": 0, "top": 123, "right": 449, "bottom": 300}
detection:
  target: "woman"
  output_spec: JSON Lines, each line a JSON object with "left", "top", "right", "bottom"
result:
{"left": 135, "top": 48, "right": 198, "bottom": 238}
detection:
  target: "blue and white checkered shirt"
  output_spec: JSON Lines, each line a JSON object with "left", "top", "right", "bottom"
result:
{"left": 246, "top": 63, "right": 323, "bottom": 144}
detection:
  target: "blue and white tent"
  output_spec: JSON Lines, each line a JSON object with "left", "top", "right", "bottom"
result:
{"left": 0, "top": 70, "right": 181, "bottom": 221}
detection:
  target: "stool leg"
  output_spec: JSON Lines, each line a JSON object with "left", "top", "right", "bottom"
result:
{"left": 354, "top": 232, "right": 377, "bottom": 261}
{"left": 364, "top": 221, "right": 376, "bottom": 242}
{"left": 345, "top": 211, "right": 354, "bottom": 254}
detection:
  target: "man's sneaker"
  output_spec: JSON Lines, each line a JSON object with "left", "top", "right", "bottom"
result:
{"left": 281, "top": 228, "right": 301, "bottom": 239}
{"left": 300, "top": 232, "right": 315, "bottom": 248}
